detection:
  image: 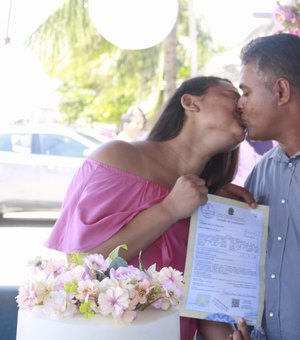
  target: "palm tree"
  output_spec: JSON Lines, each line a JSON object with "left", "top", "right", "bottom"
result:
{"left": 27, "top": 0, "right": 213, "bottom": 126}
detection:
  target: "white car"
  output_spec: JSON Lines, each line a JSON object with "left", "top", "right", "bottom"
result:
{"left": 0, "top": 125, "right": 103, "bottom": 216}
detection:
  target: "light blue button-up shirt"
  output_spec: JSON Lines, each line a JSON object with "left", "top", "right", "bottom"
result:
{"left": 245, "top": 146, "right": 300, "bottom": 340}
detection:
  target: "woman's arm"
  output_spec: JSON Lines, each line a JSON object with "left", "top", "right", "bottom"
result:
{"left": 89, "top": 174, "right": 208, "bottom": 261}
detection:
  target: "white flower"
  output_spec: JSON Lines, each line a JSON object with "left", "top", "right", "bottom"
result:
{"left": 84, "top": 254, "right": 111, "bottom": 272}
{"left": 43, "top": 291, "right": 77, "bottom": 319}
{"left": 35, "top": 280, "right": 54, "bottom": 304}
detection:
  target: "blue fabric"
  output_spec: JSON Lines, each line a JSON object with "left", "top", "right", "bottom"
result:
{"left": 0, "top": 286, "right": 19, "bottom": 340}
{"left": 245, "top": 146, "right": 300, "bottom": 339}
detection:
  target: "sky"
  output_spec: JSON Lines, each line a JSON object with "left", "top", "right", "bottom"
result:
{"left": 0, "top": 0, "right": 62, "bottom": 124}
{"left": 196, "top": 0, "right": 277, "bottom": 48}
{"left": 0, "top": 0, "right": 278, "bottom": 124}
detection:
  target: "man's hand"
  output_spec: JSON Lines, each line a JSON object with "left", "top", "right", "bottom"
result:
{"left": 227, "top": 318, "right": 251, "bottom": 340}
{"left": 216, "top": 184, "right": 257, "bottom": 209}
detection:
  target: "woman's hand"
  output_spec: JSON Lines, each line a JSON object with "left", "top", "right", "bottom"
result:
{"left": 227, "top": 319, "right": 251, "bottom": 340}
{"left": 162, "top": 174, "right": 208, "bottom": 221}
{"left": 216, "top": 183, "right": 257, "bottom": 208}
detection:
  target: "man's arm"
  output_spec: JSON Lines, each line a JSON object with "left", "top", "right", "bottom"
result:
{"left": 216, "top": 183, "right": 257, "bottom": 209}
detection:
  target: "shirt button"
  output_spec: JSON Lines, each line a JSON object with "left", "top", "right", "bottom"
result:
{"left": 281, "top": 199, "right": 286, "bottom": 204}
{"left": 269, "top": 312, "right": 274, "bottom": 317}
{"left": 288, "top": 162, "right": 293, "bottom": 168}
{"left": 271, "top": 274, "right": 276, "bottom": 279}
{"left": 277, "top": 236, "right": 282, "bottom": 241}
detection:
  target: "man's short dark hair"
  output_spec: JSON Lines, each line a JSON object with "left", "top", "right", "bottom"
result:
{"left": 240, "top": 33, "right": 300, "bottom": 87}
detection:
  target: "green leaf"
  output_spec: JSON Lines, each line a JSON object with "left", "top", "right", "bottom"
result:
{"left": 108, "top": 244, "right": 128, "bottom": 261}
{"left": 79, "top": 301, "right": 95, "bottom": 319}
{"left": 108, "top": 256, "right": 128, "bottom": 271}
{"left": 64, "top": 278, "right": 78, "bottom": 293}
{"left": 138, "top": 250, "right": 145, "bottom": 272}
{"left": 68, "top": 252, "right": 87, "bottom": 266}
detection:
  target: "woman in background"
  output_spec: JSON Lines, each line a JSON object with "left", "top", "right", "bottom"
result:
{"left": 116, "top": 106, "right": 147, "bottom": 142}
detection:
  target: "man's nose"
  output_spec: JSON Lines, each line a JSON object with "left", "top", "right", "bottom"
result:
{"left": 237, "top": 96, "right": 245, "bottom": 109}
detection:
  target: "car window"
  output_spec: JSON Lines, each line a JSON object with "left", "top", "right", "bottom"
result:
{"left": 77, "top": 131, "right": 104, "bottom": 144}
{"left": 0, "top": 133, "right": 32, "bottom": 154}
{"left": 39, "top": 134, "right": 88, "bottom": 158}
{"left": 0, "top": 134, "right": 13, "bottom": 151}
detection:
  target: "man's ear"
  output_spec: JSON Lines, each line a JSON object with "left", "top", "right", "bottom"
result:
{"left": 181, "top": 94, "right": 200, "bottom": 112}
{"left": 274, "top": 78, "right": 290, "bottom": 105}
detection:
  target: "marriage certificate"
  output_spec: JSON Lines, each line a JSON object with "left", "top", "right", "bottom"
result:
{"left": 180, "top": 194, "right": 269, "bottom": 326}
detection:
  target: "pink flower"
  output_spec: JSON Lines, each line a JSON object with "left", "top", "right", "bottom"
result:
{"left": 42, "top": 259, "right": 66, "bottom": 279}
{"left": 98, "top": 286, "right": 130, "bottom": 319}
{"left": 163, "top": 285, "right": 183, "bottom": 307}
{"left": 110, "top": 265, "right": 145, "bottom": 282}
{"left": 273, "top": 2, "right": 300, "bottom": 36}
{"left": 152, "top": 298, "right": 171, "bottom": 310}
{"left": 157, "top": 267, "right": 183, "bottom": 288}
{"left": 16, "top": 280, "right": 37, "bottom": 309}
{"left": 16, "top": 249, "right": 184, "bottom": 323}
{"left": 132, "top": 279, "right": 151, "bottom": 305}
{"left": 56, "top": 265, "right": 90, "bottom": 286}
{"left": 84, "top": 254, "right": 111, "bottom": 272}
{"left": 76, "top": 279, "right": 99, "bottom": 302}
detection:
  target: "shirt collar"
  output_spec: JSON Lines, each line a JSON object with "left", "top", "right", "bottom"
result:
{"left": 269, "top": 145, "right": 300, "bottom": 162}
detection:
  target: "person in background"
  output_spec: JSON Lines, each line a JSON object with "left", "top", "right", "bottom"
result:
{"left": 45, "top": 75, "right": 245, "bottom": 340}
{"left": 223, "top": 33, "right": 300, "bottom": 340}
{"left": 116, "top": 106, "right": 147, "bottom": 142}
{"left": 232, "top": 137, "right": 276, "bottom": 186}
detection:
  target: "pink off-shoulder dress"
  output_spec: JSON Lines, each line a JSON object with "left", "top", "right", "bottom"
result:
{"left": 45, "top": 157, "right": 197, "bottom": 339}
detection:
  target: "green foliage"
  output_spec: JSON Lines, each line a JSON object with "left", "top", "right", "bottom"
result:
{"left": 64, "top": 278, "right": 79, "bottom": 293}
{"left": 108, "top": 244, "right": 128, "bottom": 261}
{"left": 27, "top": 0, "right": 215, "bottom": 126}
{"left": 138, "top": 250, "right": 145, "bottom": 272}
{"left": 108, "top": 257, "right": 129, "bottom": 271}
{"left": 68, "top": 252, "right": 87, "bottom": 266}
{"left": 79, "top": 301, "right": 95, "bottom": 319}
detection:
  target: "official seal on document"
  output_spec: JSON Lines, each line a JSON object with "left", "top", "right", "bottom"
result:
{"left": 200, "top": 202, "right": 215, "bottom": 219}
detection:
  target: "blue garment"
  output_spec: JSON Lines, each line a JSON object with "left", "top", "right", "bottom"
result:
{"left": 245, "top": 145, "right": 300, "bottom": 340}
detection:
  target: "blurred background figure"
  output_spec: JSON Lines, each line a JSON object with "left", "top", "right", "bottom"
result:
{"left": 233, "top": 137, "right": 277, "bottom": 186}
{"left": 116, "top": 106, "right": 147, "bottom": 142}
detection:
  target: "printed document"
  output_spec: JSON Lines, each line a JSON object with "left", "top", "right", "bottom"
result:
{"left": 180, "top": 194, "right": 269, "bottom": 326}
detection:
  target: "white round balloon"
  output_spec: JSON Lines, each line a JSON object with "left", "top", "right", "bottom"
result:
{"left": 88, "top": 0, "right": 179, "bottom": 50}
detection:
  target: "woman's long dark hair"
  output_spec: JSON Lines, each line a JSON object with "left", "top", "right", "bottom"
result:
{"left": 147, "top": 76, "right": 240, "bottom": 193}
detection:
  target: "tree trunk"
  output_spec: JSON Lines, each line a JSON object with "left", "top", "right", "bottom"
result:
{"left": 163, "top": 23, "right": 177, "bottom": 103}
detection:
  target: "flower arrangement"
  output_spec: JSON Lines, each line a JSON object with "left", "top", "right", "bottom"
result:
{"left": 273, "top": 1, "right": 300, "bottom": 37}
{"left": 16, "top": 245, "right": 183, "bottom": 324}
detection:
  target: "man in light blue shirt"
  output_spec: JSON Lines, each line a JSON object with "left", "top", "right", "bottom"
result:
{"left": 225, "top": 33, "right": 300, "bottom": 340}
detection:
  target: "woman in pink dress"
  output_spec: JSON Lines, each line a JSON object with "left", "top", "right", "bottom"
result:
{"left": 46, "top": 76, "right": 244, "bottom": 340}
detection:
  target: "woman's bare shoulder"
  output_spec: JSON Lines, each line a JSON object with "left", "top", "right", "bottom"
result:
{"left": 90, "top": 140, "right": 144, "bottom": 172}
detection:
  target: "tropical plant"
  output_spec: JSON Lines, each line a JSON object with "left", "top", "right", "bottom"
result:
{"left": 27, "top": 0, "right": 214, "bottom": 127}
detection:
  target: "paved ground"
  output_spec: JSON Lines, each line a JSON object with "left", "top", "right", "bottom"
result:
{"left": 0, "top": 212, "right": 64, "bottom": 285}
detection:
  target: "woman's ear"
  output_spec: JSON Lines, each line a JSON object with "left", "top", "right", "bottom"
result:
{"left": 274, "top": 78, "right": 290, "bottom": 105}
{"left": 181, "top": 94, "right": 200, "bottom": 112}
